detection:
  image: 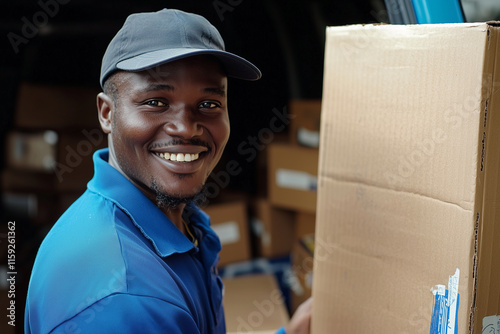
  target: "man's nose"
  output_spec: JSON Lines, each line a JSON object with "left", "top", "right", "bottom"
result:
{"left": 163, "top": 108, "right": 203, "bottom": 138}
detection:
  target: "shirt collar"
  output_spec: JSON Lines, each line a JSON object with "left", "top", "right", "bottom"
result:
{"left": 88, "top": 148, "right": 201, "bottom": 257}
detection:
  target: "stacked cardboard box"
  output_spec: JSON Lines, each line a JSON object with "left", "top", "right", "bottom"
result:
{"left": 313, "top": 22, "right": 500, "bottom": 333}
{"left": 251, "top": 198, "right": 295, "bottom": 259}
{"left": 223, "top": 274, "right": 289, "bottom": 333}
{"left": 288, "top": 100, "right": 322, "bottom": 148}
{"left": 264, "top": 100, "right": 322, "bottom": 311}
{"left": 2, "top": 83, "right": 105, "bottom": 226}
{"left": 267, "top": 143, "right": 318, "bottom": 214}
{"left": 0, "top": 82, "right": 104, "bottom": 334}
{"left": 203, "top": 200, "right": 252, "bottom": 267}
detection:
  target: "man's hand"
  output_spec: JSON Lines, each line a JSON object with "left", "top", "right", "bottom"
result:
{"left": 285, "top": 297, "right": 313, "bottom": 334}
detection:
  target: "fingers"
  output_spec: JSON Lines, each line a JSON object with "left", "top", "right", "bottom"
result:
{"left": 285, "top": 298, "right": 313, "bottom": 334}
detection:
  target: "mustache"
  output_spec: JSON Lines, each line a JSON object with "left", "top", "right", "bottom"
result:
{"left": 149, "top": 139, "right": 211, "bottom": 151}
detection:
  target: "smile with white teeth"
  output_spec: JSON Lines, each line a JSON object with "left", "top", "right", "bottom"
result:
{"left": 156, "top": 152, "right": 200, "bottom": 162}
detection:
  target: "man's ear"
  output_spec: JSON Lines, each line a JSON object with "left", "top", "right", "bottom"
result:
{"left": 97, "top": 92, "right": 114, "bottom": 134}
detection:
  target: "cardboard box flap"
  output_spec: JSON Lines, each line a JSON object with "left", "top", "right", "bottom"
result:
{"left": 319, "top": 23, "right": 489, "bottom": 208}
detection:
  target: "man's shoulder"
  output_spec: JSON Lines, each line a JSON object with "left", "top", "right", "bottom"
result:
{"left": 43, "top": 189, "right": 120, "bottom": 257}
{"left": 30, "top": 189, "right": 129, "bottom": 288}
{"left": 25, "top": 190, "right": 128, "bottom": 332}
{"left": 26, "top": 189, "right": 191, "bottom": 333}
{"left": 34, "top": 188, "right": 162, "bottom": 282}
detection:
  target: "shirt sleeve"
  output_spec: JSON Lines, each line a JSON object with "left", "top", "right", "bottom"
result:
{"left": 51, "top": 293, "right": 202, "bottom": 334}
{"left": 276, "top": 326, "right": 287, "bottom": 334}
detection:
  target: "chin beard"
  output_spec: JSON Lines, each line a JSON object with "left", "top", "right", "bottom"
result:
{"left": 150, "top": 179, "right": 207, "bottom": 210}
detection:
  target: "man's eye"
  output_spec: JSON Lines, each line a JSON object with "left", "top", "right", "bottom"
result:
{"left": 146, "top": 100, "right": 167, "bottom": 107}
{"left": 199, "top": 101, "right": 219, "bottom": 109}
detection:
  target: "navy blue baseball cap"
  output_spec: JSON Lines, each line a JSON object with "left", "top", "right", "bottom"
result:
{"left": 100, "top": 8, "right": 262, "bottom": 87}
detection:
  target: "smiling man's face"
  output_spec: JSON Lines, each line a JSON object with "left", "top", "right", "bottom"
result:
{"left": 98, "top": 55, "right": 230, "bottom": 208}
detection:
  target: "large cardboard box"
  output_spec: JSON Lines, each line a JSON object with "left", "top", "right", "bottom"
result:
{"left": 268, "top": 143, "right": 318, "bottom": 213}
{"left": 223, "top": 274, "right": 289, "bottom": 333}
{"left": 250, "top": 198, "right": 295, "bottom": 258}
{"left": 313, "top": 23, "right": 500, "bottom": 333}
{"left": 204, "top": 201, "right": 252, "bottom": 266}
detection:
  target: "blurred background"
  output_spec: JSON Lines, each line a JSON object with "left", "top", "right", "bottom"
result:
{"left": 1, "top": 0, "right": 500, "bottom": 332}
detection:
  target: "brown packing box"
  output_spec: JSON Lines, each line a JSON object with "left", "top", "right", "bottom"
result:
{"left": 223, "top": 274, "right": 289, "bottom": 333}
{"left": 290, "top": 234, "right": 314, "bottom": 313}
{"left": 250, "top": 198, "right": 295, "bottom": 258}
{"left": 4, "top": 129, "right": 106, "bottom": 192}
{"left": 15, "top": 82, "right": 101, "bottom": 129}
{"left": 255, "top": 132, "right": 289, "bottom": 198}
{"left": 312, "top": 23, "right": 500, "bottom": 333}
{"left": 203, "top": 201, "right": 252, "bottom": 266}
{"left": 268, "top": 143, "right": 318, "bottom": 213}
{"left": 294, "top": 212, "right": 316, "bottom": 241}
{"left": 289, "top": 100, "right": 322, "bottom": 148}
{"left": 6, "top": 131, "right": 58, "bottom": 172}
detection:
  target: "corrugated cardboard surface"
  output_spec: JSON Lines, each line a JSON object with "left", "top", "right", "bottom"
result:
{"left": 313, "top": 23, "right": 500, "bottom": 333}
{"left": 223, "top": 274, "right": 289, "bottom": 333}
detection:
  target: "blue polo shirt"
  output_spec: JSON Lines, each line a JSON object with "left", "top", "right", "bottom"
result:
{"left": 25, "top": 149, "right": 226, "bottom": 333}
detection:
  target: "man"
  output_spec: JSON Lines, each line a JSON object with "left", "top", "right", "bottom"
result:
{"left": 25, "top": 8, "right": 312, "bottom": 334}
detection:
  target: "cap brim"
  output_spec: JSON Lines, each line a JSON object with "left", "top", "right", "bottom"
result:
{"left": 117, "top": 48, "right": 261, "bottom": 81}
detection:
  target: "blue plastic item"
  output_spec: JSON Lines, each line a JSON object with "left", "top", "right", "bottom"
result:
{"left": 412, "top": 0, "right": 465, "bottom": 23}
